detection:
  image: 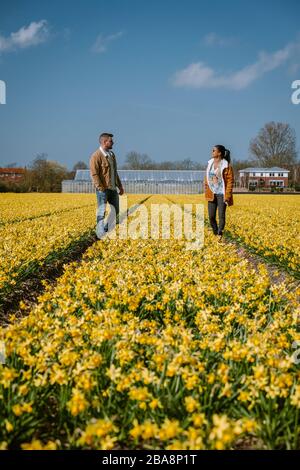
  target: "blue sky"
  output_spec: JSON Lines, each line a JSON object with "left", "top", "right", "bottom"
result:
{"left": 0, "top": 0, "right": 300, "bottom": 169}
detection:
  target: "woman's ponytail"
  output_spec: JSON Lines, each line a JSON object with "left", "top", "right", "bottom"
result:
{"left": 224, "top": 148, "right": 231, "bottom": 164}
{"left": 215, "top": 145, "right": 231, "bottom": 164}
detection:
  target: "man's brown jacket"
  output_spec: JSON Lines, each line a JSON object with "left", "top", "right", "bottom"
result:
{"left": 90, "top": 148, "right": 123, "bottom": 191}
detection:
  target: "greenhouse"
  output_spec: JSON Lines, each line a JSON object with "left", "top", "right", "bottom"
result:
{"left": 62, "top": 169, "right": 205, "bottom": 194}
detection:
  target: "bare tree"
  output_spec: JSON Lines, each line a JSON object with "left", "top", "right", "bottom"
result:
{"left": 122, "top": 152, "right": 206, "bottom": 170}
{"left": 73, "top": 161, "right": 88, "bottom": 171}
{"left": 28, "top": 153, "right": 69, "bottom": 192}
{"left": 123, "top": 151, "right": 153, "bottom": 169}
{"left": 174, "top": 158, "right": 198, "bottom": 170}
{"left": 250, "top": 122, "right": 298, "bottom": 167}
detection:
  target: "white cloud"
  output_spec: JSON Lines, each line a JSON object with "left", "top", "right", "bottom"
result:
{"left": 172, "top": 39, "right": 300, "bottom": 90}
{"left": 0, "top": 20, "right": 49, "bottom": 53}
{"left": 203, "top": 32, "right": 235, "bottom": 47}
{"left": 92, "top": 31, "right": 123, "bottom": 53}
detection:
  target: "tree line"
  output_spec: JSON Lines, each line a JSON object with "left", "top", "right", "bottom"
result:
{"left": 1, "top": 121, "right": 299, "bottom": 192}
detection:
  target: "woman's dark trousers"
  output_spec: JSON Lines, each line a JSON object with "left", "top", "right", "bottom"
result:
{"left": 208, "top": 194, "right": 227, "bottom": 235}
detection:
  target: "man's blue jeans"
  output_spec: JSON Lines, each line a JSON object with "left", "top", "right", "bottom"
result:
{"left": 96, "top": 189, "right": 119, "bottom": 239}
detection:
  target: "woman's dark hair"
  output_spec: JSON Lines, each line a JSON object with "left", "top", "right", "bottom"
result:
{"left": 215, "top": 145, "right": 231, "bottom": 163}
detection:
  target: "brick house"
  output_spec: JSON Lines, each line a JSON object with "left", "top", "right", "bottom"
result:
{"left": 0, "top": 168, "right": 25, "bottom": 183}
{"left": 239, "top": 167, "right": 290, "bottom": 189}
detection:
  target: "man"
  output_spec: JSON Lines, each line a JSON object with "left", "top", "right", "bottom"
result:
{"left": 90, "top": 132, "right": 124, "bottom": 239}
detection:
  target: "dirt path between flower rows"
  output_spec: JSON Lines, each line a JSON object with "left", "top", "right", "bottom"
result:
{"left": 0, "top": 232, "right": 98, "bottom": 326}
{"left": 164, "top": 194, "right": 299, "bottom": 295}
{"left": 223, "top": 235, "right": 299, "bottom": 295}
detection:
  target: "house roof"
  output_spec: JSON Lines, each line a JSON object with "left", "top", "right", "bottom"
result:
{"left": 239, "top": 167, "right": 290, "bottom": 173}
{"left": 0, "top": 168, "right": 25, "bottom": 174}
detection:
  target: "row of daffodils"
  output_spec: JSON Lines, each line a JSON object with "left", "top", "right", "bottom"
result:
{"left": 225, "top": 195, "right": 300, "bottom": 277}
{"left": 0, "top": 194, "right": 96, "bottom": 225}
{"left": 0, "top": 194, "right": 144, "bottom": 301}
{"left": 167, "top": 194, "right": 300, "bottom": 277}
{"left": 0, "top": 195, "right": 299, "bottom": 449}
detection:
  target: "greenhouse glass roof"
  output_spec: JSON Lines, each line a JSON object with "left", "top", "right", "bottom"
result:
{"left": 75, "top": 169, "right": 205, "bottom": 182}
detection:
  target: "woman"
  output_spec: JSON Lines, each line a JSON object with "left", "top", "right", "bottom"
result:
{"left": 204, "top": 145, "right": 234, "bottom": 242}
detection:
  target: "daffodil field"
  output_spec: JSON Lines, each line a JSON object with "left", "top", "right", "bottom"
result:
{"left": 226, "top": 196, "right": 300, "bottom": 276}
{"left": 0, "top": 193, "right": 299, "bottom": 450}
{"left": 167, "top": 195, "right": 300, "bottom": 277}
{"left": 0, "top": 194, "right": 142, "bottom": 301}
